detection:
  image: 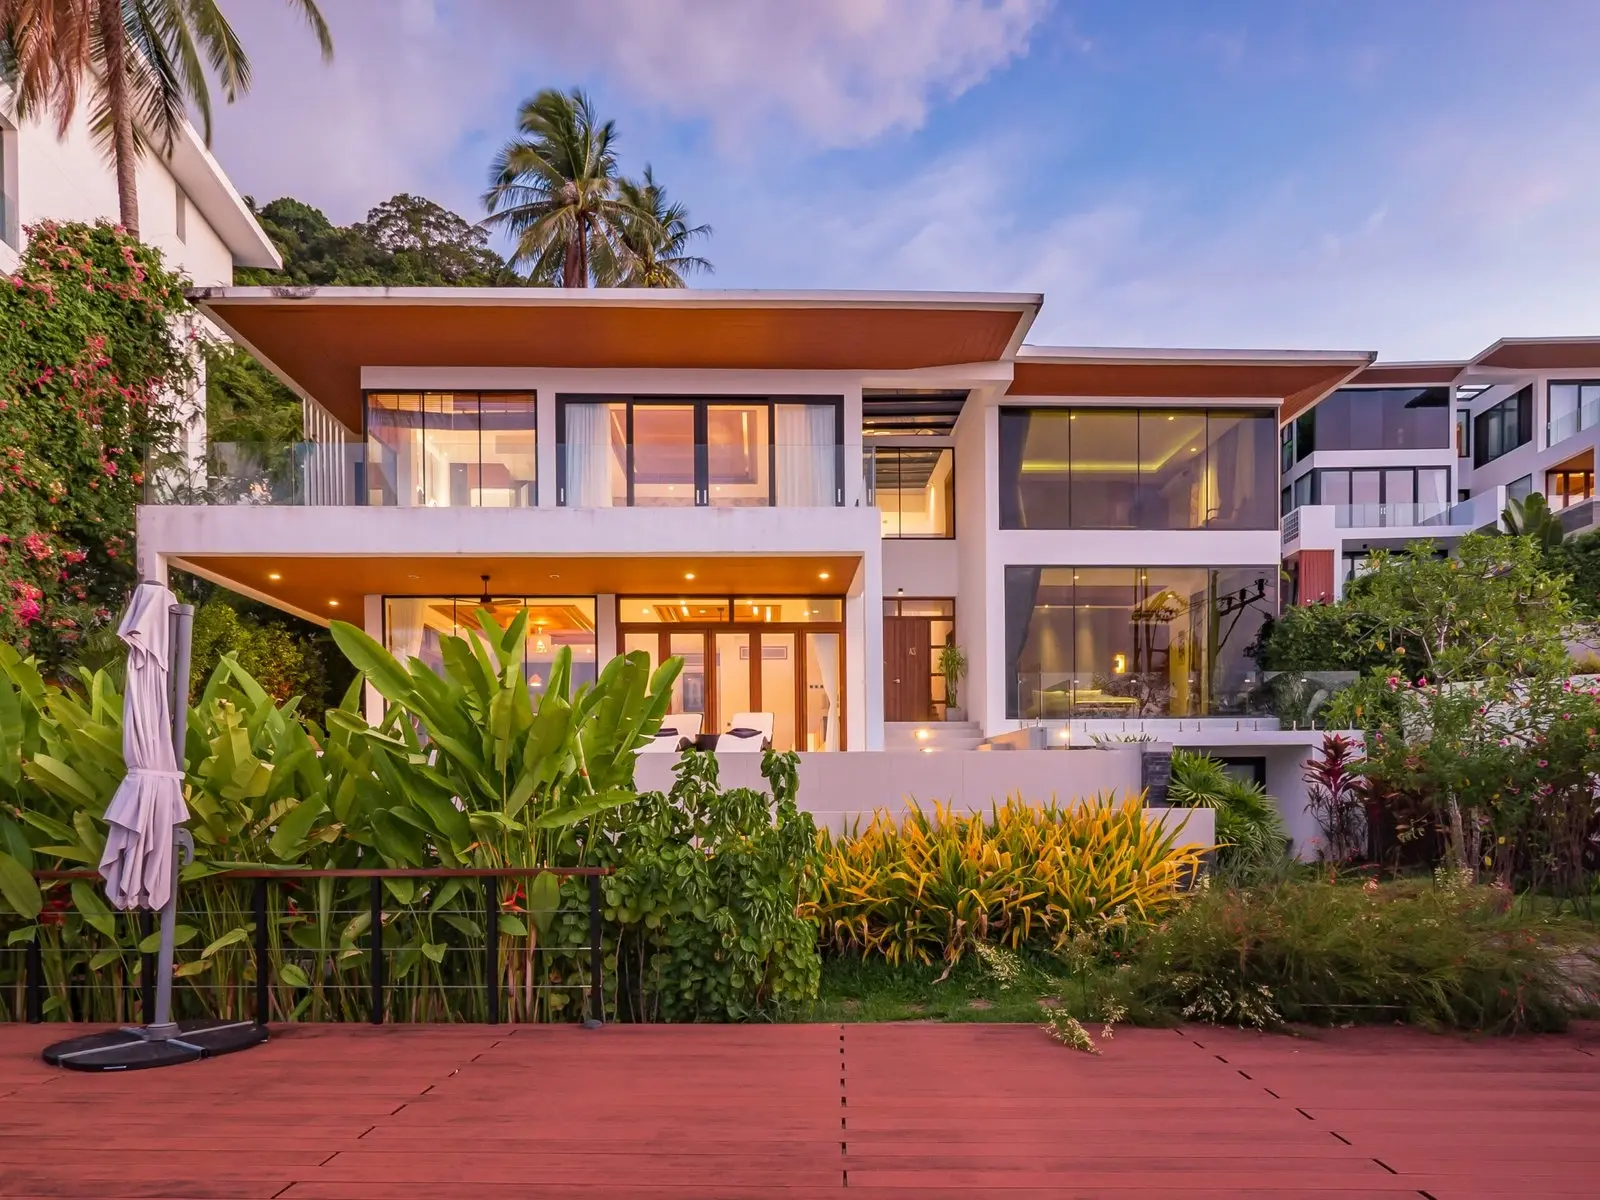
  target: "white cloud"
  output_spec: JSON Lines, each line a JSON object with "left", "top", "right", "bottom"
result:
{"left": 204, "top": 0, "right": 1053, "bottom": 219}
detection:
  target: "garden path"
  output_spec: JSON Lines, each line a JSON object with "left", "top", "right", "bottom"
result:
{"left": 0, "top": 1021, "right": 1595, "bottom": 1197}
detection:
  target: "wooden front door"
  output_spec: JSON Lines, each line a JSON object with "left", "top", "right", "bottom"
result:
{"left": 883, "top": 616, "right": 932, "bottom": 722}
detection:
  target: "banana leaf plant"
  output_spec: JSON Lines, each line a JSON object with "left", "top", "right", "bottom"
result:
{"left": 330, "top": 609, "right": 681, "bottom": 1019}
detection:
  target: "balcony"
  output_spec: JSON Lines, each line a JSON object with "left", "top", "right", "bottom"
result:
{"left": 1332, "top": 503, "right": 1450, "bottom": 529}
{"left": 1546, "top": 388, "right": 1600, "bottom": 448}
{"left": 148, "top": 441, "right": 867, "bottom": 511}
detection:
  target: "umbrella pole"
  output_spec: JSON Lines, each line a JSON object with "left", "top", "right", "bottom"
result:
{"left": 147, "top": 603, "right": 195, "bottom": 1037}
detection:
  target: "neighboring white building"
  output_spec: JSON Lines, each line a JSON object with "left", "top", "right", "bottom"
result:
{"left": 1281, "top": 338, "right": 1600, "bottom": 602}
{"left": 0, "top": 78, "right": 279, "bottom": 280}
{"left": 133, "top": 287, "right": 1374, "bottom": 841}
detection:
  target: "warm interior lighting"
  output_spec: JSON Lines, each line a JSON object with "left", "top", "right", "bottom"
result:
{"left": 684, "top": 572, "right": 696, "bottom": 580}
{"left": 1111, "top": 652, "right": 1127, "bottom": 674}
{"left": 328, "top": 599, "right": 340, "bottom": 608}
{"left": 915, "top": 729, "right": 930, "bottom": 741}
{"left": 266, "top": 572, "right": 281, "bottom": 582}
{"left": 819, "top": 571, "right": 830, "bottom": 580}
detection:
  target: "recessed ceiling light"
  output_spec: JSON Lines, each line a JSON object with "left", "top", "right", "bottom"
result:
{"left": 407, "top": 574, "right": 420, "bottom": 581}
{"left": 819, "top": 571, "right": 830, "bottom": 580}
{"left": 549, "top": 573, "right": 560, "bottom": 580}
{"left": 328, "top": 599, "right": 340, "bottom": 608}
{"left": 267, "top": 572, "right": 281, "bottom": 582}
{"left": 684, "top": 571, "right": 696, "bottom": 580}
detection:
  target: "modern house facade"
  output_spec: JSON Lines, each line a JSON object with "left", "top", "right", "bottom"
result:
{"left": 0, "top": 78, "right": 279, "bottom": 281}
{"left": 1281, "top": 337, "right": 1600, "bottom": 602}
{"left": 130, "top": 286, "right": 1378, "bottom": 844}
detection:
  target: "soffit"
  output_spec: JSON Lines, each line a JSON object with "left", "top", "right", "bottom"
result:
{"left": 196, "top": 293, "right": 1035, "bottom": 432}
{"left": 173, "top": 553, "right": 862, "bottom": 627}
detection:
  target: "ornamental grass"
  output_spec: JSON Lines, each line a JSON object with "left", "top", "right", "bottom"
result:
{"left": 812, "top": 795, "right": 1208, "bottom": 966}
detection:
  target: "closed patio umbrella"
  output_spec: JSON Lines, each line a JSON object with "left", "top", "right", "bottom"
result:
{"left": 41, "top": 582, "right": 268, "bottom": 1071}
{"left": 99, "top": 581, "right": 188, "bottom": 911}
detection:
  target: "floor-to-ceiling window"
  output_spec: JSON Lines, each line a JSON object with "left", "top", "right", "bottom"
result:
{"left": 1004, "top": 566, "right": 1276, "bottom": 719}
{"left": 557, "top": 396, "right": 843, "bottom": 507}
{"left": 384, "top": 596, "right": 596, "bottom": 693}
{"left": 617, "top": 596, "right": 844, "bottom": 750}
{"left": 998, "top": 407, "right": 1277, "bottom": 529}
{"left": 365, "top": 392, "right": 536, "bottom": 507}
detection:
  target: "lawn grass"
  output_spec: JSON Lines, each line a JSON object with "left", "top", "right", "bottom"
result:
{"left": 797, "top": 951, "right": 1115, "bottom": 1024}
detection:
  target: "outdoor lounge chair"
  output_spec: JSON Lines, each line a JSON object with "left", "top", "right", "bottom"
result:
{"left": 715, "top": 712, "right": 774, "bottom": 752}
{"left": 641, "top": 712, "right": 703, "bottom": 753}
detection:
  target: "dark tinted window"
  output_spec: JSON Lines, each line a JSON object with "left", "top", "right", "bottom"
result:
{"left": 1302, "top": 387, "right": 1451, "bottom": 452}
{"left": 1473, "top": 386, "right": 1534, "bottom": 467}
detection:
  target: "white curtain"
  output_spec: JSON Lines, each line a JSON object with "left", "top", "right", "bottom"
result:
{"left": 810, "top": 632, "right": 840, "bottom": 751}
{"left": 776, "top": 404, "right": 835, "bottom": 507}
{"left": 387, "top": 598, "right": 427, "bottom": 664}
{"left": 564, "top": 403, "right": 615, "bottom": 507}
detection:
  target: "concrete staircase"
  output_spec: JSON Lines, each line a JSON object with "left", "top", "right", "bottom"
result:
{"left": 884, "top": 720, "right": 985, "bottom": 752}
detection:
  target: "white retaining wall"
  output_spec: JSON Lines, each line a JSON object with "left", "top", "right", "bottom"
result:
{"left": 632, "top": 748, "right": 1215, "bottom": 848}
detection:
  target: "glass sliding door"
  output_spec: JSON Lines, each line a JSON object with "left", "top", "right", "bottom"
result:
{"left": 558, "top": 396, "right": 839, "bottom": 507}
{"left": 714, "top": 631, "right": 752, "bottom": 732}
{"left": 706, "top": 403, "right": 770, "bottom": 507}
{"left": 632, "top": 405, "right": 698, "bottom": 506}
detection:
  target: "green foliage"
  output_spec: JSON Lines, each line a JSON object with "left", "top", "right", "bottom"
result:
{"left": 600, "top": 750, "right": 822, "bottom": 1021}
{"left": 203, "top": 342, "right": 302, "bottom": 445}
{"left": 236, "top": 194, "right": 524, "bottom": 288}
{"left": 189, "top": 597, "right": 327, "bottom": 708}
{"left": 1550, "top": 527, "right": 1600, "bottom": 619}
{"left": 1127, "top": 880, "right": 1577, "bottom": 1034}
{"left": 1251, "top": 602, "right": 1386, "bottom": 673}
{"left": 1503, "top": 493, "right": 1566, "bottom": 553}
{"left": 0, "top": 623, "right": 687, "bottom": 1024}
{"left": 937, "top": 643, "right": 967, "bottom": 709}
{"left": 1168, "top": 749, "right": 1288, "bottom": 867}
{"left": 0, "top": 221, "right": 194, "bottom": 668}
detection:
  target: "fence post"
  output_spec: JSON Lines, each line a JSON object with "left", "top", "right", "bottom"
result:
{"left": 25, "top": 936, "right": 43, "bottom": 1024}
{"left": 369, "top": 876, "right": 384, "bottom": 1026}
{"left": 139, "top": 911, "right": 155, "bottom": 1025}
{"left": 587, "top": 874, "right": 604, "bottom": 1027}
{"left": 484, "top": 875, "right": 499, "bottom": 1026}
{"left": 253, "top": 878, "right": 270, "bottom": 1027}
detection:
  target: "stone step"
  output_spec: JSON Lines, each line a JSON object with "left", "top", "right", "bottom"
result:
{"left": 884, "top": 721, "right": 985, "bottom": 751}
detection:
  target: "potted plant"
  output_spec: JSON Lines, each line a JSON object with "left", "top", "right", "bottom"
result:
{"left": 939, "top": 643, "right": 968, "bottom": 721}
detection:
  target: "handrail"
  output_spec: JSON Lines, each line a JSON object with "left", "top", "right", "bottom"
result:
{"left": 20, "top": 863, "right": 611, "bottom": 1029}
{"left": 32, "top": 865, "right": 613, "bottom": 881}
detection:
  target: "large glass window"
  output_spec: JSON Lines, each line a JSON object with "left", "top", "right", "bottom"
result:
{"left": 1474, "top": 386, "right": 1534, "bottom": 467}
{"left": 1005, "top": 566, "right": 1276, "bottom": 719}
{"left": 384, "top": 596, "right": 597, "bottom": 694}
{"left": 875, "top": 446, "right": 954, "bottom": 537}
{"left": 365, "top": 392, "right": 536, "bottom": 507}
{"left": 1547, "top": 381, "right": 1600, "bottom": 446}
{"left": 998, "top": 407, "right": 1277, "bottom": 530}
{"left": 1297, "top": 387, "right": 1451, "bottom": 452}
{"left": 1548, "top": 469, "right": 1594, "bottom": 510}
{"left": 558, "top": 396, "right": 841, "bottom": 507}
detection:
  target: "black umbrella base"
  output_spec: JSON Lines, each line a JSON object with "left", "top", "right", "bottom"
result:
{"left": 42, "top": 1019, "right": 268, "bottom": 1072}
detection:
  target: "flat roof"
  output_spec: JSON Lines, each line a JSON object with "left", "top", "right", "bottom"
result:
{"left": 1009, "top": 345, "right": 1374, "bottom": 420}
{"left": 192, "top": 287, "right": 1043, "bottom": 430}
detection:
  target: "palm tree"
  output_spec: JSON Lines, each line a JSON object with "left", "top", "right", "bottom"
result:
{"left": 482, "top": 87, "right": 646, "bottom": 287}
{"left": 615, "top": 165, "right": 711, "bottom": 288}
{"left": 0, "top": 0, "right": 332, "bottom": 238}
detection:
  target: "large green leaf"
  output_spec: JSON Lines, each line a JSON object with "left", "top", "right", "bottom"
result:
{"left": 329, "top": 621, "right": 416, "bottom": 702}
{"left": 71, "top": 880, "right": 116, "bottom": 937}
{"left": 0, "top": 851, "right": 42, "bottom": 919}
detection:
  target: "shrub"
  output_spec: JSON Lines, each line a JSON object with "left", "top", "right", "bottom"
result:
{"left": 599, "top": 750, "right": 822, "bottom": 1022}
{"left": 189, "top": 597, "right": 328, "bottom": 707}
{"left": 1127, "top": 880, "right": 1575, "bottom": 1033}
{"left": 1302, "top": 732, "right": 1367, "bottom": 862}
{"left": 1169, "top": 749, "right": 1288, "bottom": 866}
{"left": 813, "top": 795, "right": 1207, "bottom": 967}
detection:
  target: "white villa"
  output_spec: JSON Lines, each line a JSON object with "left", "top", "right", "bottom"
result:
{"left": 129, "top": 287, "right": 1379, "bottom": 843}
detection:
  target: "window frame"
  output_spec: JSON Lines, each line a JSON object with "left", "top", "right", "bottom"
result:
{"left": 361, "top": 389, "right": 538, "bottom": 508}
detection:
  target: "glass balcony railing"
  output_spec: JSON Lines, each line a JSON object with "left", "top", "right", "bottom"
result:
{"left": 1546, "top": 400, "right": 1600, "bottom": 447}
{"left": 556, "top": 442, "right": 849, "bottom": 508}
{"left": 1011, "top": 670, "right": 1273, "bottom": 722}
{"left": 146, "top": 441, "right": 866, "bottom": 510}
{"left": 1333, "top": 503, "right": 1450, "bottom": 529}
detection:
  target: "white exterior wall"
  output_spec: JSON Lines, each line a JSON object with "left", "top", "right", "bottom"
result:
{"left": 1459, "top": 372, "right": 1600, "bottom": 498}
{"left": 1, "top": 85, "right": 234, "bottom": 285}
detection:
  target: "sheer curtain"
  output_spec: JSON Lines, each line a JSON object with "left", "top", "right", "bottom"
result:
{"left": 386, "top": 598, "right": 427, "bottom": 664}
{"left": 564, "top": 403, "right": 615, "bottom": 507}
{"left": 809, "top": 633, "right": 840, "bottom": 751}
{"left": 776, "top": 404, "right": 836, "bottom": 507}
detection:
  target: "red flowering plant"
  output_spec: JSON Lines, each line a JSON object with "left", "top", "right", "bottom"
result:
{"left": 0, "top": 221, "right": 194, "bottom": 667}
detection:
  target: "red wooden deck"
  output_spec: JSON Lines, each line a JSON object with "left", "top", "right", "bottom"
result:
{"left": 1, "top": 1021, "right": 1596, "bottom": 1198}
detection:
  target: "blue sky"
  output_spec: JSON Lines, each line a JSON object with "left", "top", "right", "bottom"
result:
{"left": 210, "top": 0, "right": 1600, "bottom": 360}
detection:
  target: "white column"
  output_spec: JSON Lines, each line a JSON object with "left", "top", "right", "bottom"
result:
{"left": 595, "top": 593, "right": 617, "bottom": 663}
{"left": 848, "top": 543, "right": 885, "bottom": 750}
